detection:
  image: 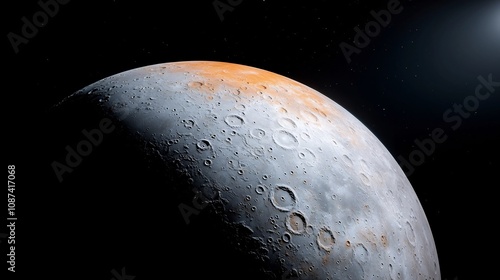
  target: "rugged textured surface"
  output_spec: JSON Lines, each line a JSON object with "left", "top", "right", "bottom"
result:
{"left": 57, "top": 61, "right": 440, "bottom": 279}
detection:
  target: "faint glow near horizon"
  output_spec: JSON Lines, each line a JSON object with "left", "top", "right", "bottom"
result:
{"left": 431, "top": 1, "right": 500, "bottom": 85}
{"left": 492, "top": 2, "right": 500, "bottom": 36}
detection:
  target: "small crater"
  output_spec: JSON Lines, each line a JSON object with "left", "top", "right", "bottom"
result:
{"left": 234, "top": 104, "right": 246, "bottom": 111}
{"left": 251, "top": 146, "right": 265, "bottom": 157}
{"left": 342, "top": 154, "right": 353, "bottom": 167}
{"left": 250, "top": 128, "right": 266, "bottom": 139}
{"left": 282, "top": 232, "right": 292, "bottom": 243}
{"left": 196, "top": 139, "right": 211, "bottom": 151}
{"left": 269, "top": 184, "right": 297, "bottom": 212}
{"left": 255, "top": 185, "right": 266, "bottom": 195}
{"left": 298, "top": 148, "right": 317, "bottom": 166}
{"left": 224, "top": 114, "right": 245, "bottom": 127}
{"left": 405, "top": 221, "right": 416, "bottom": 245}
{"left": 286, "top": 211, "right": 307, "bottom": 234}
{"left": 360, "top": 173, "right": 370, "bottom": 185}
{"left": 187, "top": 81, "right": 203, "bottom": 88}
{"left": 182, "top": 119, "right": 195, "bottom": 129}
{"left": 381, "top": 235, "right": 388, "bottom": 247}
{"left": 300, "top": 132, "right": 311, "bottom": 141}
{"left": 317, "top": 227, "right": 335, "bottom": 251}
{"left": 278, "top": 117, "right": 297, "bottom": 129}
{"left": 273, "top": 130, "right": 299, "bottom": 150}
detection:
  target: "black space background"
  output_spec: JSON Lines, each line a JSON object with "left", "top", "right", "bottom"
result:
{"left": 3, "top": 0, "right": 499, "bottom": 279}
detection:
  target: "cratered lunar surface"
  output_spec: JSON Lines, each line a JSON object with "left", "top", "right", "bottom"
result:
{"left": 53, "top": 61, "right": 440, "bottom": 279}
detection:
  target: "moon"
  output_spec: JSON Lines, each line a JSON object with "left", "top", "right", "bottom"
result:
{"left": 53, "top": 61, "right": 440, "bottom": 279}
